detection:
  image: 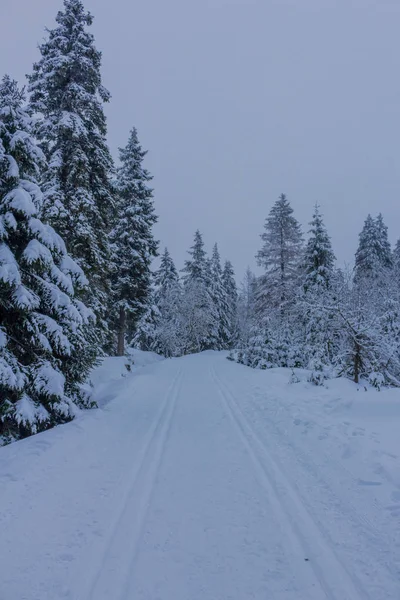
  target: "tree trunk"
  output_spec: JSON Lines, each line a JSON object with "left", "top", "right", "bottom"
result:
{"left": 117, "top": 307, "right": 126, "bottom": 356}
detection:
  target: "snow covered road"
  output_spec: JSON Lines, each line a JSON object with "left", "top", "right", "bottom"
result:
{"left": 1, "top": 352, "right": 400, "bottom": 599}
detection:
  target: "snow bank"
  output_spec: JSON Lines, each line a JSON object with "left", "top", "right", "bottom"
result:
{"left": 88, "top": 350, "right": 163, "bottom": 408}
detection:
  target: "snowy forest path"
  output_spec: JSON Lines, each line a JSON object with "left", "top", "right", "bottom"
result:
{"left": 1, "top": 352, "right": 400, "bottom": 600}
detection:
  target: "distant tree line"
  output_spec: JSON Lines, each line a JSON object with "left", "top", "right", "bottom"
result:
{"left": 134, "top": 232, "right": 238, "bottom": 358}
{"left": 235, "top": 194, "right": 400, "bottom": 389}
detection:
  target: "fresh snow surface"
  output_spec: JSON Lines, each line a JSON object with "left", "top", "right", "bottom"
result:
{"left": 1, "top": 351, "right": 400, "bottom": 600}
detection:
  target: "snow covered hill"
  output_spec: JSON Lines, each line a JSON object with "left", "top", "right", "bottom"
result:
{"left": 0, "top": 352, "right": 399, "bottom": 599}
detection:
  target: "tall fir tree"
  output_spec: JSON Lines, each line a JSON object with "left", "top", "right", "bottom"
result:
{"left": 151, "top": 248, "right": 182, "bottom": 357}
{"left": 256, "top": 193, "right": 303, "bottom": 314}
{"left": 303, "top": 203, "right": 336, "bottom": 289}
{"left": 375, "top": 213, "right": 392, "bottom": 270}
{"left": 154, "top": 247, "right": 180, "bottom": 300}
{"left": 111, "top": 127, "right": 158, "bottom": 355}
{"left": 237, "top": 267, "right": 256, "bottom": 346}
{"left": 182, "top": 230, "right": 208, "bottom": 283}
{"left": 0, "top": 76, "right": 93, "bottom": 443}
{"left": 393, "top": 238, "right": 400, "bottom": 274}
{"left": 181, "top": 231, "right": 218, "bottom": 353}
{"left": 27, "top": 0, "right": 114, "bottom": 346}
{"left": 209, "top": 244, "right": 230, "bottom": 349}
{"left": 222, "top": 260, "right": 238, "bottom": 348}
{"left": 354, "top": 214, "right": 391, "bottom": 283}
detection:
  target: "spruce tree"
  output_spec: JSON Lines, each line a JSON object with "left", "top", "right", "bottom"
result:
{"left": 154, "top": 247, "right": 180, "bottom": 299}
{"left": 0, "top": 76, "right": 93, "bottom": 443}
{"left": 256, "top": 193, "right": 303, "bottom": 313}
{"left": 182, "top": 230, "right": 208, "bottom": 283}
{"left": 111, "top": 127, "right": 158, "bottom": 355}
{"left": 393, "top": 239, "right": 400, "bottom": 275}
{"left": 303, "top": 203, "right": 335, "bottom": 289}
{"left": 354, "top": 214, "right": 391, "bottom": 282}
{"left": 237, "top": 267, "right": 256, "bottom": 346}
{"left": 375, "top": 213, "right": 392, "bottom": 270}
{"left": 27, "top": 0, "right": 114, "bottom": 343}
{"left": 181, "top": 231, "right": 217, "bottom": 353}
{"left": 222, "top": 260, "right": 238, "bottom": 348}
{"left": 209, "top": 244, "right": 230, "bottom": 349}
{"left": 132, "top": 289, "right": 160, "bottom": 353}
{"left": 152, "top": 248, "right": 182, "bottom": 357}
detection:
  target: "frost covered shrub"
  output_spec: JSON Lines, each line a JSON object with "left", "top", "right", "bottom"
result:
{"left": 368, "top": 371, "right": 385, "bottom": 391}
{"left": 307, "top": 359, "right": 327, "bottom": 386}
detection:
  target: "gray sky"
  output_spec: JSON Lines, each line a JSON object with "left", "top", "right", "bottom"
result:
{"left": 2, "top": 0, "right": 400, "bottom": 279}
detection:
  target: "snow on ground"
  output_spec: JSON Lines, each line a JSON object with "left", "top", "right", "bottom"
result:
{"left": 89, "top": 349, "right": 163, "bottom": 407}
{"left": 0, "top": 351, "right": 399, "bottom": 599}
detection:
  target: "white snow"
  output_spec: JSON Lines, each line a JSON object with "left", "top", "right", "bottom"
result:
{"left": 4, "top": 185, "right": 36, "bottom": 215}
{"left": 23, "top": 238, "right": 53, "bottom": 265}
{"left": 0, "top": 352, "right": 399, "bottom": 599}
{"left": 0, "top": 242, "right": 20, "bottom": 285}
{"left": 33, "top": 361, "right": 65, "bottom": 399}
{"left": 29, "top": 217, "right": 67, "bottom": 255}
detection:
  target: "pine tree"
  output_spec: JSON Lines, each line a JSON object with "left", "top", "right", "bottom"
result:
{"left": 152, "top": 248, "right": 182, "bottom": 357}
{"left": 256, "top": 193, "right": 303, "bottom": 314}
{"left": 354, "top": 214, "right": 391, "bottom": 283}
{"left": 209, "top": 244, "right": 230, "bottom": 349}
{"left": 27, "top": 0, "right": 114, "bottom": 342}
{"left": 132, "top": 289, "right": 160, "bottom": 353}
{"left": 182, "top": 230, "right": 208, "bottom": 284}
{"left": 303, "top": 203, "right": 335, "bottom": 289}
{"left": 154, "top": 247, "right": 180, "bottom": 300}
{"left": 111, "top": 127, "right": 158, "bottom": 355}
{"left": 222, "top": 260, "right": 238, "bottom": 348}
{"left": 0, "top": 76, "right": 93, "bottom": 443}
{"left": 393, "top": 238, "right": 400, "bottom": 271}
{"left": 181, "top": 231, "right": 217, "bottom": 353}
{"left": 375, "top": 213, "right": 392, "bottom": 270}
{"left": 237, "top": 267, "right": 256, "bottom": 346}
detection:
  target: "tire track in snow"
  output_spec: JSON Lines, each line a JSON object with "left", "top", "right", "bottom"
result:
{"left": 212, "top": 366, "right": 368, "bottom": 600}
{"left": 80, "top": 367, "right": 183, "bottom": 600}
{"left": 233, "top": 372, "right": 400, "bottom": 594}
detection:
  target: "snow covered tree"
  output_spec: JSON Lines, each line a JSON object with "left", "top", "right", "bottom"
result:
{"left": 295, "top": 204, "right": 338, "bottom": 381}
{"left": 222, "top": 260, "right": 238, "bottom": 348}
{"left": 375, "top": 213, "right": 392, "bottom": 270}
{"left": 354, "top": 214, "right": 392, "bottom": 283}
{"left": 181, "top": 231, "right": 218, "bottom": 353}
{"left": 151, "top": 248, "right": 182, "bottom": 357}
{"left": 209, "top": 244, "right": 230, "bottom": 349}
{"left": 0, "top": 76, "right": 94, "bottom": 443}
{"left": 154, "top": 247, "right": 180, "bottom": 300}
{"left": 182, "top": 230, "right": 207, "bottom": 283}
{"left": 354, "top": 215, "right": 378, "bottom": 282}
{"left": 237, "top": 267, "right": 256, "bottom": 346}
{"left": 393, "top": 238, "right": 400, "bottom": 274}
{"left": 27, "top": 0, "right": 114, "bottom": 343}
{"left": 256, "top": 193, "right": 303, "bottom": 314}
{"left": 303, "top": 203, "right": 335, "bottom": 290}
{"left": 241, "top": 194, "right": 304, "bottom": 371}
{"left": 131, "top": 289, "right": 160, "bottom": 353}
{"left": 111, "top": 127, "right": 158, "bottom": 355}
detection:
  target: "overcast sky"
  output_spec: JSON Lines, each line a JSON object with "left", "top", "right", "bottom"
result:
{"left": 1, "top": 0, "right": 400, "bottom": 279}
